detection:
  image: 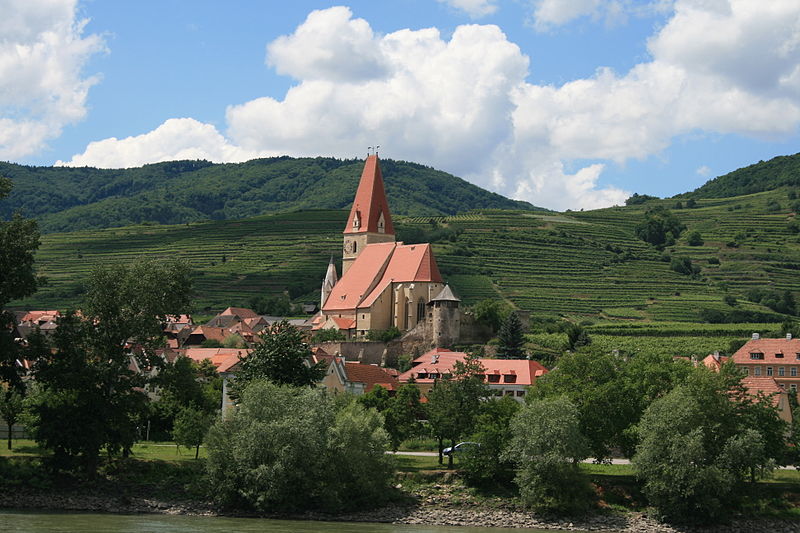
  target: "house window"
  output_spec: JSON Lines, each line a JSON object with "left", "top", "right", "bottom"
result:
{"left": 755, "top": 367, "right": 762, "bottom": 376}
{"left": 417, "top": 299, "right": 425, "bottom": 324}
{"left": 504, "top": 390, "right": 514, "bottom": 396}
{"left": 767, "top": 367, "right": 773, "bottom": 376}
{"left": 792, "top": 384, "right": 798, "bottom": 393}
{"left": 487, "top": 374, "right": 500, "bottom": 383}
{"left": 417, "top": 373, "right": 427, "bottom": 379}
{"left": 776, "top": 352, "right": 785, "bottom": 359}
{"left": 750, "top": 352, "right": 764, "bottom": 360}
{"left": 792, "top": 367, "right": 798, "bottom": 377}
{"left": 503, "top": 375, "right": 517, "bottom": 383}
{"left": 516, "top": 390, "right": 525, "bottom": 397}
{"left": 779, "top": 367, "right": 785, "bottom": 377}
{"left": 743, "top": 367, "right": 749, "bottom": 375}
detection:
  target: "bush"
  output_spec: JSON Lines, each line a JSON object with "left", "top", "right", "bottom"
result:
{"left": 670, "top": 257, "right": 700, "bottom": 277}
{"left": 366, "top": 326, "right": 402, "bottom": 342}
{"left": 686, "top": 231, "right": 704, "bottom": 246}
{"left": 205, "top": 382, "right": 392, "bottom": 513}
{"left": 504, "top": 396, "right": 593, "bottom": 514}
{"left": 460, "top": 396, "right": 520, "bottom": 487}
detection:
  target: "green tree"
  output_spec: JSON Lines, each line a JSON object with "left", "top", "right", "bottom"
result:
{"left": 232, "top": 320, "right": 324, "bottom": 395}
{"left": 426, "top": 353, "right": 488, "bottom": 467}
{"left": 633, "top": 368, "right": 781, "bottom": 523}
{"left": 311, "top": 328, "right": 346, "bottom": 343}
{"left": 0, "top": 386, "right": 25, "bottom": 450}
{"left": 0, "top": 178, "right": 40, "bottom": 391}
{"left": 173, "top": 405, "right": 214, "bottom": 459}
{"left": 382, "top": 384, "right": 424, "bottom": 451}
{"left": 504, "top": 396, "right": 593, "bottom": 514}
{"left": 205, "top": 381, "right": 392, "bottom": 513}
{"left": 565, "top": 323, "right": 591, "bottom": 350}
{"left": 686, "top": 230, "right": 704, "bottom": 246}
{"left": 496, "top": 312, "right": 526, "bottom": 359}
{"left": 634, "top": 206, "right": 685, "bottom": 247}
{"left": 460, "top": 395, "right": 520, "bottom": 487}
{"left": 27, "top": 258, "right": 192, "bottom": 475}
{"left": 472, "top": 299, "right": 510, "bottom": 333}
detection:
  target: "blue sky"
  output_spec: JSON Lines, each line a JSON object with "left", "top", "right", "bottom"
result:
{"left": 3, "top": 0, "right": 800, "bottom": 210}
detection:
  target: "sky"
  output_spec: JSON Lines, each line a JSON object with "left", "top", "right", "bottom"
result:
{"left": 2, "top": 0, "right": 800, "bottom": 211}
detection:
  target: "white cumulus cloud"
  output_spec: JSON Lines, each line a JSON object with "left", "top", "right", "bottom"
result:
{"left": 61, "top": 1, "right": 800, "bottom": 211}
{"left": 0, "top": 0, "right": 105, "bottom": 159}
{"left": 526, "top": 0, "right": 673, "bottom": 30}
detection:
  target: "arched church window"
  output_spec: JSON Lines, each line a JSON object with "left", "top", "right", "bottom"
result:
{"left": 417, "top": 299, "right": 425, "bottom": 324}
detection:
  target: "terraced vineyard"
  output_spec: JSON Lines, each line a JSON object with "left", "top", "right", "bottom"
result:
{"left": 12, "top": 186, "right": 800, "bottom": 327}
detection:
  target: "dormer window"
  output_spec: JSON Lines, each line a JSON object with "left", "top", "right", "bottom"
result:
{"left": 750, "top": 352, "right": 764, "bottom": 360}
{"left": 503, "top": 374, "right": 517, "bottom": 383}
{"left": 776, "top": 352, "right": 784, "bottom": 359}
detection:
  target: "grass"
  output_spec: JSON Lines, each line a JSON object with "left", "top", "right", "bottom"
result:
{"left": 0, "top": 439, "right": 207, "bottom": 461}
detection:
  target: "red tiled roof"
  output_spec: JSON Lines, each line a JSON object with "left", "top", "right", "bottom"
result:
{"left": 20, "top": 310, "right": 60, "bottom": 323}
{"left": 741, "top": 376, "right": 786, "bottom": 408}
{"left": 360, "top": 243, "right": 443, "bottom": 307}
{"left": 397, "top": 348, "right": 548, "bottom": 386}
{"left": 344, "top": 155, "right": 394, "bottom": 236}
{"left": 180, "top": 347, "right": 250, "bottom": 374}
{"left": 323, "top": 242, "right": 396, "bottom": 311}
{"left": 731, "top": 337, "right": 800, "bottom": 365}
{"left": 331, "top": 317, "right": 356, "bottom": 330}
{"left": 344, "top": 361, "right": 400, "bottom": 392}
{"left": 220, "top": 307, "right": 259, "bottom": 319}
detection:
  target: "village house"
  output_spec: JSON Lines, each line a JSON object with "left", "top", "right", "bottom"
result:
{"left": 321, "top": 357, "right": 400, "bottom": 395}
{"left": 397, "top": 348, "right": 548, "bottom": 402}
{"left": 731, "top": 333, "right": 800, "bottom": 396}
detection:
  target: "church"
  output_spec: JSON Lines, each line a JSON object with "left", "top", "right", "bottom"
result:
{"left": 315, "top": 155, "right": 459, "bottom": 344}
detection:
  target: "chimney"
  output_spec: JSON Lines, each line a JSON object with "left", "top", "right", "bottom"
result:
{"left": 690, "top": 355, "right": 698, "bottom": 365}
{"left": 787, "top": 333, "right": 793, "bottom": 341}
{"left": 713, "top": 351, "right": 720, "bottom": 362}
{"left": 752, "top": 332, "right": 760, "bottom": 340}
{"left": 431, "top": 353, "right": 439, "bottom": 364}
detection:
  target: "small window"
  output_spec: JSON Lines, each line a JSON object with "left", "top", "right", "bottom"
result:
{"left": 504, "top": 390, "right": 514, "bottom": 396}
{"left": 779, "top": 367, "right": 785, "bottom": 377}
{"left": 755, "top": 367, "right": 762, "bottom": 376}
{"left": 516, "top": 390, "right": 525, "bottom": 397}
{"left": 417, "top": 373, "right": 427, "bottom": 379}
{"left": 776, "top": 352, "right": 784, "bottom": 358}
{"left": 767, "top": 367, "right": 773, "bottom": 376}
{"left": 791, "top": 384, "right": 798, "bottom": 393}
{"left": 750, "top": 352, "right": 764, "bottom": 360}
{"left": 503, "top": 374, "right": 517, "bottom": 383}
{"left": 487, "top": 374, "right": 500, "bottom": 383}
{"left": 792, "top": 367, "right": 798, "bottom": 377}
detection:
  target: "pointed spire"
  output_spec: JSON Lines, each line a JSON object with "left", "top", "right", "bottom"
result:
{"left": 321, "top": 257, "right": 339, "bottom": 308}
{"left": 344, "top": 155, "right": 394, "bottom": 235}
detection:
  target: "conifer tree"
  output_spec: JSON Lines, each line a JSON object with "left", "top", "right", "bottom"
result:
{"left": 497, "top": 312, "right": 526, "bottom": 359}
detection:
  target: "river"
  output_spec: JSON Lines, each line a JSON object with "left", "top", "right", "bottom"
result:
{"left": 0, "top": 510, "right": 563, "bottom": 533}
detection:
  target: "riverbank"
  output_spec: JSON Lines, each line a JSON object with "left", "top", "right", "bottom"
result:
{"left": 1, "top": 473, "right": 798, "bottom": 533}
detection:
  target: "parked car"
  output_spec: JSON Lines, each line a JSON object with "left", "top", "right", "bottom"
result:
{"left": 442, "top": 442, "right": 480, "bottom": 455}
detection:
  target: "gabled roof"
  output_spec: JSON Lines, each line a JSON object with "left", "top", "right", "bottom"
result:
{"left": 344, "top": 361, "right": 400, "bottom": 392}
{"left": 179, "top": 347, "right": 250, "bottom": 374}
{"left": 741, "top": 376, "right": 787, "bottom": 408}
{"left": 220, "top": 307, "right": 259, "bottom": 319}
{"left": 323, "top": 242, "right": 396, "bottom": 311}
{"left": 397, "top": 348, "right": 548, "bottom": 387}
{"left": 343, "top": 155, "right": 394, "bottom": 235}
{"left": 731, "top": 337, "right": 800, "bottom": 365}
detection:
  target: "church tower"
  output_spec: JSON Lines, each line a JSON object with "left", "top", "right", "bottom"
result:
{"left": 320, "top": 256, "right": 338, "bottom": 308}
{"left": 342, "top": 155, "right": 395, "bottom": 275}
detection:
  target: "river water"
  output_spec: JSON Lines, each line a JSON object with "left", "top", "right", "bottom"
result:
{"left": 0, "top": 511, "right": 559, "bottom": 533}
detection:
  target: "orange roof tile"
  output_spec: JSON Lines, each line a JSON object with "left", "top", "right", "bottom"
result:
{"left": 731, "top": 337, "right": 800, "bottom": 365}
{"left": 220, "top": 307, "right": 259, "bottom": 319}
{"left": 323, "top": 242, "right": 396, "bottom": 311}
{"left": 331, "top": 317, "right": 356, "bottom": 330}
{"left": 343, "top": 155, "right": 394, "bottom": 236}
{"left": 344, "top": 362, "right": 400, "bottom": 392}
{"left": 397, "top": 348, "right": 548, "bottom": 386}
{"left": 740, "top": 376, "right": 786, "bottom": 408}
{"left": 179, "top": 348, "right": 250, "bottom": 374}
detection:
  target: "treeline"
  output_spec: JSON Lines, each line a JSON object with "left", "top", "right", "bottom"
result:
{"left": 686, "top": 152, "right": 800, "bottom": 198}
{"left": 0, "top": 157, "right": 538, "bottom": 233}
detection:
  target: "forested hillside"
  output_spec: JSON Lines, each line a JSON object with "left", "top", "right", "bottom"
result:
{"left": 686, "top": 152, "right": 800, "bottom": 199}
{"left": 0, "top": 157, "right": 538, "bottom": 233}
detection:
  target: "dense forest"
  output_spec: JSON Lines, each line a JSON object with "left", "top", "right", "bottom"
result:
{"left": 0, "top": 157, "right": 539, "bottom": 233}
{"left": 685, "top": 152, "right": 800, "bottom": 199}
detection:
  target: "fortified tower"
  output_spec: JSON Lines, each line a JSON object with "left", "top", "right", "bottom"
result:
{"left": 342, "top": 155, "right": 395, "bottom": 275}
{"left": 430, "top": 285, "right": 461, "bottom": 348}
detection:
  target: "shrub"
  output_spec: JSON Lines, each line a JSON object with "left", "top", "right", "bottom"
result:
{"left": 670, "top": 257, "right": 699, "bottom": 277}
{"left": 686, "top": 231, "right": 704, "bottom": 246}
{"left": 205, "top": 381, "right": 392, "bottom": 512}
{"left": 366, "top": 326, "right": 402, "bottom": 342}
{"left": 504, "top": 396, "right": 593, "bottom": 514}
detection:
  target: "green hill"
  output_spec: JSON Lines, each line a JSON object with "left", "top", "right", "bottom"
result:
{"left": 12, "top": 185, "right": 800, "bottom": 333}
{"left": 685, "top": 152, "right": 800, "bottom": 199}
{"left": 0, "top": 157, "right": 539, "bottom": 233}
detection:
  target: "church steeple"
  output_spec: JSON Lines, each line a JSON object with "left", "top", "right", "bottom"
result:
{"left": 342, "top": 155, "right": 396, "bottom": 274}
{"left": 321, "top": 256, "right": 338, "bottom": 308}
